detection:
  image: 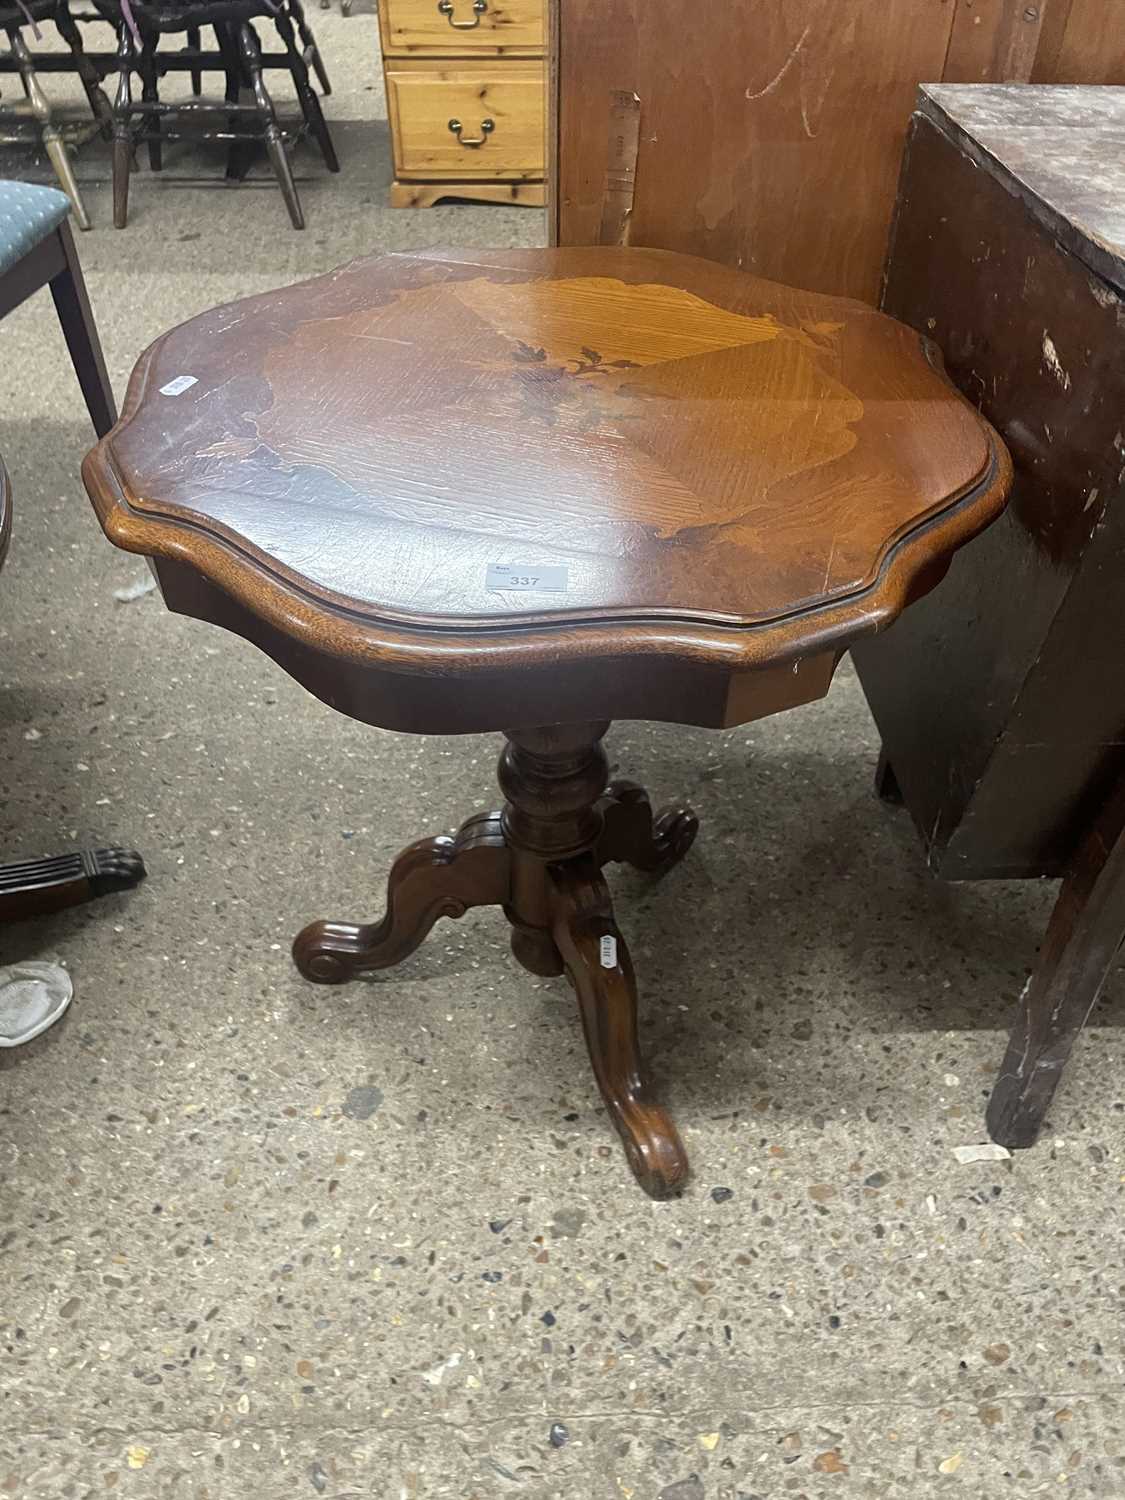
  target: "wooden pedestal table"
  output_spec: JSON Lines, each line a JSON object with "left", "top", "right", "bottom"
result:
{"left": 81, "top": 247, "right": 1010, "bottom": 1196}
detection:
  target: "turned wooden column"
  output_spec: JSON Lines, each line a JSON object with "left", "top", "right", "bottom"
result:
{"left": 499, "top": 721, "right": 609, "bottom": 976}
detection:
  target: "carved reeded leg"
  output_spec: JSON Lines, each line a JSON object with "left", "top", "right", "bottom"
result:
{"left": 293, "top": 812, "right": 509, "bottom": 983}
{"left": 292, "top": 722, "right": 697, "bottom": 1196}
{"left": 597, "top": 779, "right": 698, "bottom": 874}
{"left": 0, "top": 847, "right": 145, "bottom": 923}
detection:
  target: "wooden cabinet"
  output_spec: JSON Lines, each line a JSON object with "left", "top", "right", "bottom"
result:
{"left": 852, "top": 83, "right": 1125, "bottom": 1151}
{"left": 379, "top": 0, "right": 546, "bottom": 207}
{"left": 855, "top": 84, "right": 1125, "bottom": 880}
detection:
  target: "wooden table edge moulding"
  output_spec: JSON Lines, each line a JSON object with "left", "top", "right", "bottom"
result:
{"left": 81, "top": 246, "right": 1011, "bottom": 1197}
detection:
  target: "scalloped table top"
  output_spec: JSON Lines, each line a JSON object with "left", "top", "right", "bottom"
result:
{"left": 83, "top": 247, "right": 1009, "bottom": 731}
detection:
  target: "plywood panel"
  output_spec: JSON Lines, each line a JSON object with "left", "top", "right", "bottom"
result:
{"left": 555, "top": 0, "right": 957, "bottom": 301}
{"left": 1033, "top": 0, "right": 1125, "bottom": 80}
{"left": 553, "top": 0, "right": 1120, "bottom": 300}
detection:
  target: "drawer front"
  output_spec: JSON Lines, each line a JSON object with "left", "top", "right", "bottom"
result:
{"left": 388, "top": 67, "right": 544, "bottom": 178}
{"left": 381, "top": 0, "right": 543, "bottom": 54}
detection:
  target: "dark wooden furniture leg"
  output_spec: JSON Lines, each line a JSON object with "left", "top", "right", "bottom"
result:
{"left": 48, "top": 223, "right": 117, "bottom": 439}
{"left": 294, "top": 723, "right": 695, "bottom": 1197}
{"left": 273, "top": 4, "right": 338, "bottom": 172}
{"left": 0, "top": 848, "right": 145, "bottom": 923}
{"left": 987, "top": 773, "right": 1125, "bottom": 1149}
{"left": 10, "top": 29, "right": 91, "bottom": 230}
{"left": 187, "top": 25, "right": 202, "bottom": 94}
{"left": 238, "top": 21, "right": 303, "bottom": 229}
{"left": 294, "top": 812, "right": 510, "bottom": 980}
{"left": 550, "top": 855, "right": 689, "bottom": 1198}
{"left": 597, "top": 779, "right": 698, "bottom": 873}
{"left": 111, "top": 25, "right": 134, "bottom": 229}
{"left": 54, "top": 1, "right": 114, "bottom": 139}
{"left": 216, "top": 22, "right": 247, "bottom": 180}
{"left": 286, "top": 0, "right": 331, "bottom": 95}
{"left": 137, "top": 27, "right": 162, "bottom": 172}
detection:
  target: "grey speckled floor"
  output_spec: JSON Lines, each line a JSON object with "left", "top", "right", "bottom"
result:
{"left": 2, "top": 25, "right": 1125, "bottom": 1497}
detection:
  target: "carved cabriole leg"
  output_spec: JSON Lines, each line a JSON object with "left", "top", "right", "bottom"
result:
{"left": 550, "top": 856, "right": 689, "bottom": 1199}
{"left": 597, "top": 779, "right": 698, "bottom": 874}
{"left": 293, "top": 812, "right": 509, "bottom": 982}
{"left": 498, "top": 724, "right": 691, "bottom": 1197}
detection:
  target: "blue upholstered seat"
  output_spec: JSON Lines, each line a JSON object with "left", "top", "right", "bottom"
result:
{"left": 0, "top": 180, "right": 70, "bottom": 274}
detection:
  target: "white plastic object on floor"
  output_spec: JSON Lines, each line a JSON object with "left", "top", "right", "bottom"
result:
{"left": 0, "top": 962, "right": 73, "bottom": 1046}
{"left": 951, "top": 1141, "right": 1012, "bottom": 1164}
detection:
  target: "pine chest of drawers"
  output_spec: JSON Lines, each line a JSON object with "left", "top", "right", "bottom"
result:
{"left": 378, "top": 0, "right": 545, "bottom": 208}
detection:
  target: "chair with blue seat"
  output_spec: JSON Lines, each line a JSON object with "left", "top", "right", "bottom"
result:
{"left": 0, "top": 179, "right": 115, "bottom": 436}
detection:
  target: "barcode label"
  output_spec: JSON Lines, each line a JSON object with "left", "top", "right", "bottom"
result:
{"left": 599, "top": 934, "right": 617, "bottom": 969}
{"left": 485, "top": 563, "right": 569, "bottom": 594}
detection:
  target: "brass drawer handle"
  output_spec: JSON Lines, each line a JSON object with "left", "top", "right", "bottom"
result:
{"left": 448, "top": 116, "right": 494, "bottom": 147}
{"left": 437, "top": 0, "right": 487, "bottom": 28}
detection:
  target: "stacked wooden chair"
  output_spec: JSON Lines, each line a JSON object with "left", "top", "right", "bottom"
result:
{"left": 98, "top": 0, "right": 337, "bottom": 228}
{"left": 0, "top": 0, "right": 113, "bottom": 229}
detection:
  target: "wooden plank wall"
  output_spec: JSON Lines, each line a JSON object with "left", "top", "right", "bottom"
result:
{"left": 550, "top": 0, "right": 1125, "bottom": 301}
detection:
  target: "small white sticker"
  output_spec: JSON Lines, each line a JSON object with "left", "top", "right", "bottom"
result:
{"left": 485, "top": 562, "right": 569, "bottom": 594}
{"left": 599, "top": 934, "right": 617, "bottom": 969}
{"left": 160, "top": 375, "right": 198, "bottom": 397}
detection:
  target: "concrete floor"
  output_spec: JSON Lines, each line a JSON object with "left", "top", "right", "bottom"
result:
{"left": 2, "top": 20, "right": 1125, "bottom": 1497}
